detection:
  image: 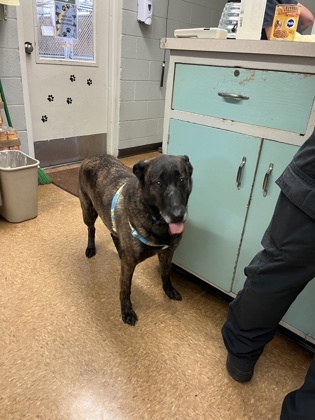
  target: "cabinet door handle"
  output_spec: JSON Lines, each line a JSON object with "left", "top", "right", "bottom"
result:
{"left": 236, "top": 156, "right": 246, "bottom": 189}
{"left": 262, "top": 163, "right": 274, "bottom": 197}
{"left": 218, "top": 92, "right": 250, "bottom": 100}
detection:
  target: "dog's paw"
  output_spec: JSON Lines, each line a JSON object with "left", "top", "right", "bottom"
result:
{"left": 122, "top": 308, "right": 138, "bottom": 326}
{"left": 85, "top": 247, "right": 96, "bottom": 258}
{"left": 164, "top": 287, "right": 182, "bottom": 301}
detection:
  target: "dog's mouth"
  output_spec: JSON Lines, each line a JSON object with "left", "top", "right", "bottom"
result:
{"left": 168, "top": 222, "right": 185, "bottom": 235}
{"left": 160, "top": 210, "right": 187, "bottom": 235}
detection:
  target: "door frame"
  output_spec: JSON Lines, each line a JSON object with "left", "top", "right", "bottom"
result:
{"left": 16, "top": 0, "right": 121, "bottom": 158}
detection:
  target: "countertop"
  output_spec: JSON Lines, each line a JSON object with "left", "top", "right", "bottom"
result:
{"left": 160, "top": 37, "right": 315, "bottom": 59}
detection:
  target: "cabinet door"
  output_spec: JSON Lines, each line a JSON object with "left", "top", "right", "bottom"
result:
{"left": 168, "top": 119, "right": 261, "bottom": 292}
{"left": 232, "top": 140, "right": 298, "bottom": 294}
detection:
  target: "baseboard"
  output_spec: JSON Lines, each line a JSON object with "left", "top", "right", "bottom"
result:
{"left": 118, "top": 142, "right": 162, "bottom": 158}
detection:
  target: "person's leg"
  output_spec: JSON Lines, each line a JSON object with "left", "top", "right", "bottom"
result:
{"left": 222, "top": 192, "right": 315, "bottom": 379}
{"left": 280, "top": 357, "right": 315, "bottom": 420}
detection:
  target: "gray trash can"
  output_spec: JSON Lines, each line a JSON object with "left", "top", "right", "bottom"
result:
{"left": 0, "top": 150, "right": 39, "bottom": 223}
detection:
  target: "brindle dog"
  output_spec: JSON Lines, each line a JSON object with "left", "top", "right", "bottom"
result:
{"left": 78, "top": 153, "right": 193, "bottom": 326}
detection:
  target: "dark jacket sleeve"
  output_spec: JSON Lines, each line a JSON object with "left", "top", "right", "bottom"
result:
{"left": 276, "top": 129, "right": 315, "bottom": 220}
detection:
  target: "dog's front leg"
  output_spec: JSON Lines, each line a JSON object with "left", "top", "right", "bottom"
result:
{"left": 86, "top": 225, "right": 96, "bottom": 258}
{"left": 158, "top": 250, "right": 182, "bottom": 301}
{"left": 120, "top": 258, "right": 138, "bottom": 326}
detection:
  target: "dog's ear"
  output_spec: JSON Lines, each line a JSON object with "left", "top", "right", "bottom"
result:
{"left": 181, "top": 155, "right": 193, "bottom": 176}
{"left": 133, "top": 160, "right": 149, "bottom": 181}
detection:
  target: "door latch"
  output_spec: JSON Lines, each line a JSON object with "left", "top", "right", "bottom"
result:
{"left": 24, "top": 42, "right": 34, "bottom": 54}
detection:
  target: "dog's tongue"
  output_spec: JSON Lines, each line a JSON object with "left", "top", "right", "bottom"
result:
{"left": 168, "top": 223, "right": 185, "bottom": 235}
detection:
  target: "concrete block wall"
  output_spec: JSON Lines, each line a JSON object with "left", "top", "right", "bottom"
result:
{"left": 120, "top": 0, "right": 226, "bottom": 152}
{"left": 0, "top": 6, "right": 28, "bottom": 153}
{"left": 0, "top": 1, "right": 227, "bottom": 157}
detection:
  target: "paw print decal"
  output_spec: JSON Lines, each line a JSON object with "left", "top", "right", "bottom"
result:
{"left": 70, "top": 75, "right": 76, "bottom": 82}
{"left": 41, "top": 115, "right": 48, "bottom": 123}
{"left": 47, "top": 94, "right": 54, "bottom": 102}
{"left": 87, "top": 78, "right": 92, "bottom": 86}
{"left": 66, "top": 97, "right": 73, "bottom": 104}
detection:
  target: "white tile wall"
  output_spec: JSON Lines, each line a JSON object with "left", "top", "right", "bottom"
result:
{"left": 119, "top": 0, "right": 227, "bottom": 152}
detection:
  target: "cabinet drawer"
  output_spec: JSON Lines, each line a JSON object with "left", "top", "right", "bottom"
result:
{"left": 172, "top": 64, "right": 315, "bottom": 134}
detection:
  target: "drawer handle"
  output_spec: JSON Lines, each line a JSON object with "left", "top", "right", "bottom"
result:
{"left": 262, "top": 163, "right": 274, "bottom": 197}
{"left": 236, "top": 156, "right": 246, "bottom": 190}
{"left": 218, "top": 92, "right": 250, "bottom": 100}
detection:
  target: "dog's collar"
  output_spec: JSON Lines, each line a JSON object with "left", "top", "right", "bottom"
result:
{"left": 111, "top": 184, "right": 168, "bottom": 249}
{"left": 128, "top": 221, "right": 168, "bottom": 249}
{"left": 111, "top": 183, "right": 126, "bottom": 233}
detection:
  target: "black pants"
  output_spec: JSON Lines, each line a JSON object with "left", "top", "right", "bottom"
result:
{"left": 222, "top": 192, "right": 315, "bottom": 418}
{"left": 281, "top": 357, "right": 315, "bottom": 419}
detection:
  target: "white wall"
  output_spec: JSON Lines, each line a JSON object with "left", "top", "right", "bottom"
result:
{"left": 0, "top": 6, "right": 28, "bottom": 153}
{"left": 119, "top": 0, "right": 226, "bottom": 152}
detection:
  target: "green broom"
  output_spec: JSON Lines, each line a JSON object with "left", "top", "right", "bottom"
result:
{"left": 37, "top": 166, "right": 52, "bottom": 185}
{"left": 0, "top": 79, "right": 51, "bottom": 185}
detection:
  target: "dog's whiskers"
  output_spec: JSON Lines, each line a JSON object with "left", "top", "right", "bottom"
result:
{"left": 150, "top": 213, "right": 165, "bottom": 225}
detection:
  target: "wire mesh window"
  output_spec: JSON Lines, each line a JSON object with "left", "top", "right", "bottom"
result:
{"left": 36, "top": 0, "right": 94, "bottom": 61}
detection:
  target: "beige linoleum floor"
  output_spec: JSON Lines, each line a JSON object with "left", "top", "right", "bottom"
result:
{"left": 1, "top": 153, "right": 313, "bottom": 420}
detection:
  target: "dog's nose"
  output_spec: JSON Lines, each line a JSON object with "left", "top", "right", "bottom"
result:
{"left": 170, "top": 205, "right": 186, "bottom": 222}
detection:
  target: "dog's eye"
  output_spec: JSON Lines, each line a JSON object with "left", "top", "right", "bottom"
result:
{"left": 180, "top": 177, "right": 185, "bottom": 183}
{"left": 156, "top": 180, "right": 162, "bottom": 187}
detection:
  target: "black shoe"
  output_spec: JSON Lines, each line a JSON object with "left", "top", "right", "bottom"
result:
{"left": 226, "top": 354, "right": 254, "bottom": 383}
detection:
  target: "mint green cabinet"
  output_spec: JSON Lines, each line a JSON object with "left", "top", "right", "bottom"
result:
{"left": 164, "top": 58, "right": 315, "bottom": 343}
